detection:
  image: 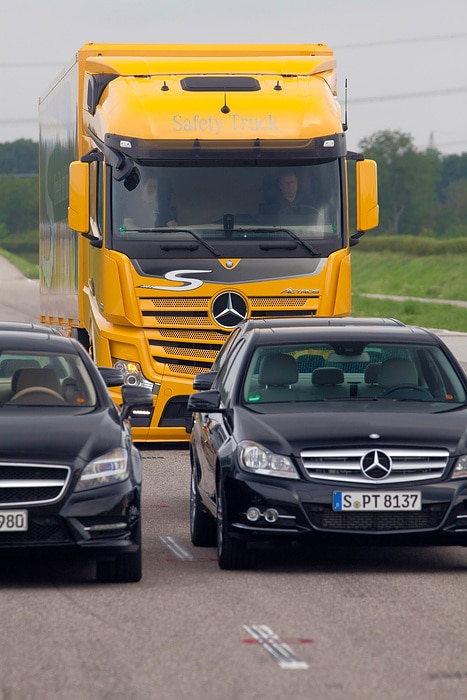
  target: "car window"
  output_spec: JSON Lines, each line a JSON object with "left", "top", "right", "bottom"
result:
{"left": 212, "top": 327, "right": 241, "bottom": 372}
{"left": 241, "top": 342, "right": 467, "bottom": 406}
{"left": 217, "top": 339, "right": 247, "bottom": 403}
{"left": 0, "top": 351, "right": 98, "bottom": 407}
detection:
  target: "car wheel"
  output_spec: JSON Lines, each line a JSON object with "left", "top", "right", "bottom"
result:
{"left": 216, "top": 477, "right": 253, "bottom": 570}
{"left": 96, "top": 520, "right": 142, "bottom": 583}
{"left": 190, "top": 462, "right": 217, "bottom": 547}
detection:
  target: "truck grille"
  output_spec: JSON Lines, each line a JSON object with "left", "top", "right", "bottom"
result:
{"left": 0, "top": 463, "right": 71, "bottom": 506}
{"left": 141, "top": 295, "right": 316, "bottom": 375}
{"left": 300, "top": 447, "right": 449, "bottom": 485}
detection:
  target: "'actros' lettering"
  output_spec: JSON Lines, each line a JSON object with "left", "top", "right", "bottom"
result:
{"left": 138, "top": 269, "right": 211, "bottom": 292}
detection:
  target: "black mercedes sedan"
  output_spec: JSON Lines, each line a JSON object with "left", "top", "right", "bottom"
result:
{"left": 0, "top": 330, "right": 153, "bottom": 582}
{"left": 187, "top": 323, "right": 467, "bottom": 569}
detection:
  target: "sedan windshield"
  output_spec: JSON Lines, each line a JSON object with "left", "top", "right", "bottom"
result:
{"left": 241, "top": 342, "right": 467, "bottom": 409}
{"left": 0, "top": 351, "right": 97, "bottom": 407}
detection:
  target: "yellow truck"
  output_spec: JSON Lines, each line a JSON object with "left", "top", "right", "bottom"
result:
{"left": 38, "top": 43, "right": 378, "bottom": 442}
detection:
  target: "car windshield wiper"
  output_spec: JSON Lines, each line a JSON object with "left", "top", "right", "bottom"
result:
{"left": 227, "top": 227, "right": 320, "bottom": 256}
{"left": 124, "top": 228, "right": 221, "bottom": 256}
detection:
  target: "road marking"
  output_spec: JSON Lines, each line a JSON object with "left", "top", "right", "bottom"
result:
{"left": 243, "top": 625, "right": 310, "bottom": 669}
{"left": 160, "top": 536, "right": 195, "bottom": 561}
{"left": 159, "top": 536, "right": 216, "bottom": 562}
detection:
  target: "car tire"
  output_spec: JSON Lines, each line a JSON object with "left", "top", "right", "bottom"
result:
{"left": 190, "top": 463, "right": 217, "bottom": 547}
{"left": 216, "top": 477, "right": 253, "bottom": 570}
{"left": 96, "top": 520, "right": 142, "bottom": 583}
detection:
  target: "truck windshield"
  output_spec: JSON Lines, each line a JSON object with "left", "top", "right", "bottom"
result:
{"left": 112, "top": 161, "right": 343, "bottom": 254}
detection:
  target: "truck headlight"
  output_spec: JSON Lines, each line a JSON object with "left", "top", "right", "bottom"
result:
{"left": 112, "top": 358, "right": 158, "bottom": 393}
{"left": 75, "top": 447, "right": 129, "bottom": 491}
{"left": 452, "top": 455, "right": 467, "bottom": 479}
{"left": 238, "top": 441, "right": 299, "bottom": 479}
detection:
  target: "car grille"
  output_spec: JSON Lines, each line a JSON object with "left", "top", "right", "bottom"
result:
{"left": 300, "top": 447, "right": 449, "bottom": 485}
{"left": 303, "top": 502, "right": 449, "bottom": 531}
{"left": 141, "top": 296, "right": 316, "bottom": 375}
{"left": 0, "top": 463, "right": 71, "bottom": 506}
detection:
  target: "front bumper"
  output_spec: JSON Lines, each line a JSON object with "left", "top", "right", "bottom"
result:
{"left": 0, "top": 480, "right": 141, "bottom": 557}
{"left": 223, "top": 472, "right": 467, "bottom": 547}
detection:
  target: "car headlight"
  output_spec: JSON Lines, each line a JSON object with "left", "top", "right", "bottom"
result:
{"left": 452, "top": 455, "right": 467, "bottom": 479}
{"left": 75, "top": 447, "right": 129, "bottom": 491}
{"left": 238, "top": 441, "right": 299, "bottom": 479}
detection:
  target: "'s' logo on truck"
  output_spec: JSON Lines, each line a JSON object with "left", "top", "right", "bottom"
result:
{"left": 138, "top": 269, "right": 211, "bottom": 292}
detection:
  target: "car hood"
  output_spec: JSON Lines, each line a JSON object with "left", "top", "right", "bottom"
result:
{"left": 233, "top": 404, "right": 467, "bottom": 455}
{"left": 0, "top": 408, "right": 123, "bottom": 464}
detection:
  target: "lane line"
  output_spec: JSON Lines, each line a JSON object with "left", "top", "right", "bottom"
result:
{"left": 160, "top": 536, "right": 195, "bottom": 561}
{"left": 243, "top": 625, "right": 309, "bottom": 670}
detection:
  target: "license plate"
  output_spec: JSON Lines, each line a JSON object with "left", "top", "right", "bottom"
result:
{"left": 333, "top": 492, "right": 421, "bottom": 511}
{"left": 0, "top": 510, "right": 28, "bottom": 531}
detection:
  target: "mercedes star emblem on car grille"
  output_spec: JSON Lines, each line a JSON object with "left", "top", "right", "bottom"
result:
{"left": 211, "top": 292, "right": 248, "bottom": 329}
{"left": 360, "top": 449, "right": 392, "bottom": 479}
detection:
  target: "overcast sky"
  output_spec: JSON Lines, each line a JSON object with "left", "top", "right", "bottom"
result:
{"left": 1, "top": 0, "right": 466, "bottom": 154}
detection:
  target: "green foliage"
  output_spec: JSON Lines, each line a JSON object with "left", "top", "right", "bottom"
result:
{"left": 0, "top": 175, "right": 38, "bottom": 235}
{"left": 355, "top": 234, "right": 467, "bottom": 257}
{"left": 0, "top": 139, "right": 38, "bottom": 174}
{"left": 352, "top": 295, "right": 467, "bottom": 333}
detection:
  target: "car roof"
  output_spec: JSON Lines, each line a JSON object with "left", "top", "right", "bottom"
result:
{"left": 0, "top": 330, "right": 80, "bottom": 352}
{"left": 0, "top": 321, "right": 60, "bottom": 335}
{"left": 233, "top": 316, "right": 405, "bottom": 332}
{"left": 245, "top": 324, "right": 440, "bottom": 346}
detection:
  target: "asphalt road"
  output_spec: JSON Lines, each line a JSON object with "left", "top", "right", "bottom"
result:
{"left": 0, "top": 259, "right": 467, "bottom": 699}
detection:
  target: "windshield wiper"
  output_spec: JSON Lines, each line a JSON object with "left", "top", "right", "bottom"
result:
{"left": 124, "top": 228, "right": 221, "bottom": 256}
{"left": 228, "top": 227, "right": 320, "bottom": 256}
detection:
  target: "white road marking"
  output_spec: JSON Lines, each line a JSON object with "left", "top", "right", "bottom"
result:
{"left": 243, "top": 625, "right": 309, "bottom": 669}
{"left": 160, "top": 536, "right": 195, "bottom": 561}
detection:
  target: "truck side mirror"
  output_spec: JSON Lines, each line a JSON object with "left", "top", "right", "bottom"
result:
{"left": 355, "top": 159, "right": 379, "bottom": 232}
{"left": 68, "top": 161, "right": 90, "bottom": 233}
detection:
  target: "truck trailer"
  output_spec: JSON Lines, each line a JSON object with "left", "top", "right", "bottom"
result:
{"left": 38, "top": 43, "right": 378, "bottom": 442}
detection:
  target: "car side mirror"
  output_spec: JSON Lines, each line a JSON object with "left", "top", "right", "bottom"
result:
{"left": 99, "top": 367, "right": 124, "bottom": 387}
{"left": 120, "top": 385, "right": 154, "bottom": 422}
{"left": 193, "top": 370, "right": 217, "bottom": 390}
{"left": 187, "top": 390, "right": 224, "bottom": 413}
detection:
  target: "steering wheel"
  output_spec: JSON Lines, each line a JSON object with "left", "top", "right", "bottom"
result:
{"left": 10, "top": 387, "right": 66, "bottom": 404}
{"left": 282, "top": 204, "right": 319, "bottom": 216}
{"left": 380, "top": 385, "right": 433, "bottom": 399}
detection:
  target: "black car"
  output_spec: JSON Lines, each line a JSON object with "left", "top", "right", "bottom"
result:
{"left": 187, "top": 323, "right": 467, "bottom": 569}
{"left": 0, "top": 330, "right": 153, "bottom": 582}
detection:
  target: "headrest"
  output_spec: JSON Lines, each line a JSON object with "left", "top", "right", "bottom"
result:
{"left": 312, "top": 367, "right": 345, "bottom": 386}
{"left": 258, "top": 353, "right": 298, "bottom": 387}
{"left": 378, "top": 358, "right": 418, "bottom": 388}
{"left": 12, "top": 367, "right": 60, "bottom": 394}
{"left": 364, "top": 362, "right": 381, "bottom": 385}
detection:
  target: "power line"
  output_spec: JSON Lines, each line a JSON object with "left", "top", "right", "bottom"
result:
{"left": 348, "top": 87, "right": 467, "bottom": 104}
{"left": 335, "top": 33, "right": 467, "bottom": 49}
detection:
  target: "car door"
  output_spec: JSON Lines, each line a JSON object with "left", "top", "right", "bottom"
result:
{"left": 199, "top": 338, "right": 248, "bottom": 499}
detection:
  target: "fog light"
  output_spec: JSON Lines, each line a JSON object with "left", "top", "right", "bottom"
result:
{"left": 246, "top": 507, "right": 262, "bottom": 522}
{"left": 264, "top": 508, "right": 279, "bottom": 523}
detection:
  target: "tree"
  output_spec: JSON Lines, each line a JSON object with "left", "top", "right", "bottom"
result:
{"left": 358, "top": 130, "right": 440, "bottom": 235}
{"left": 0, "top": 139, "right": 38, "bottom": 175}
